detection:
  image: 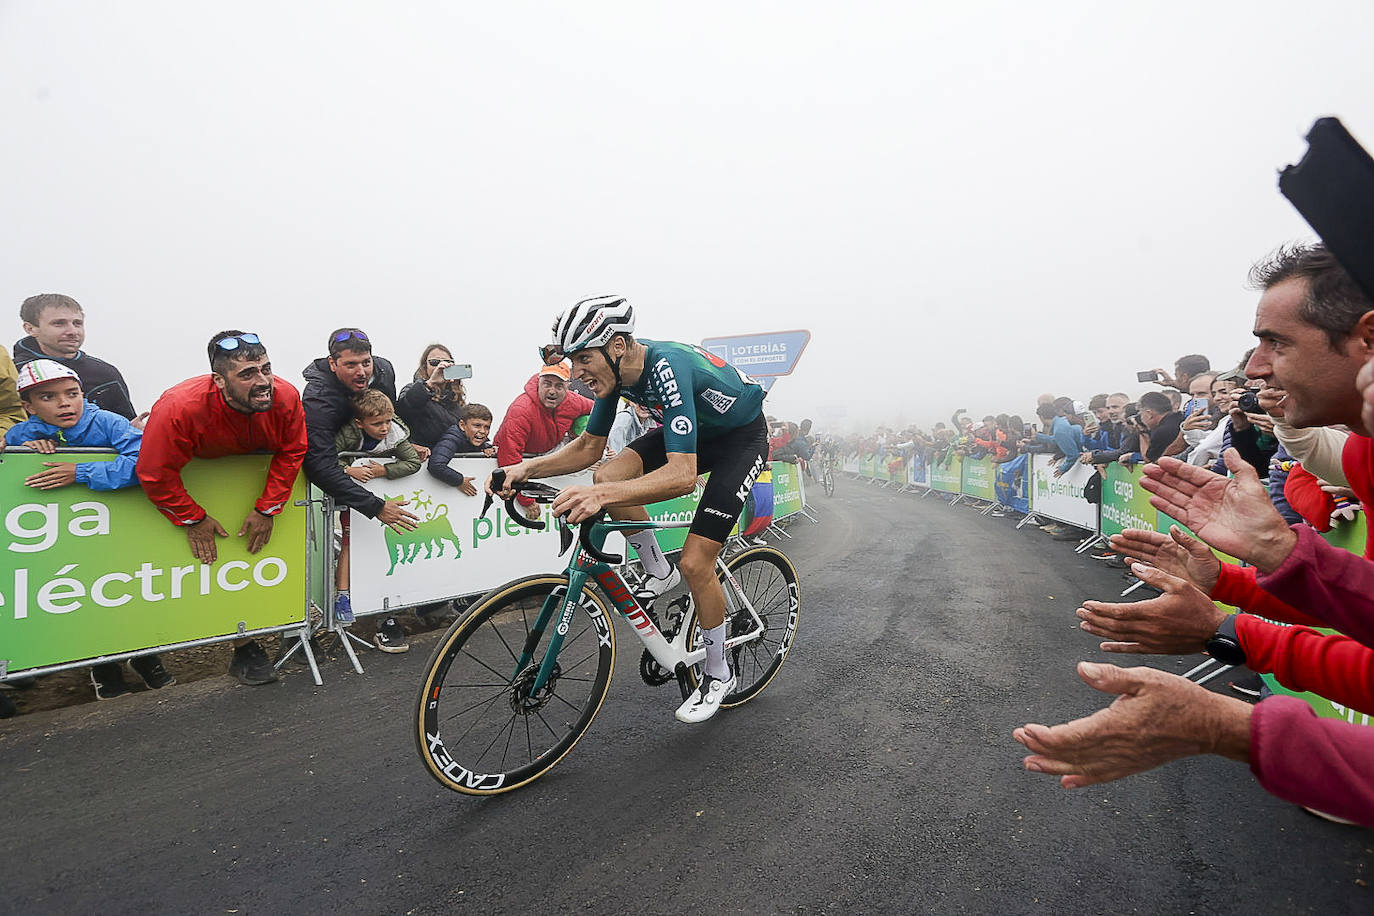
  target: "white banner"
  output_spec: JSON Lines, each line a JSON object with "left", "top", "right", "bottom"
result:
{"left": 1027, "top": 453, "right": 1098, "bottom": 529}
{"left": 346, "top": 459, "right": 609, "bottom": 615}
{"left": 843, "top": 455, "right": 860, "bottom": 474}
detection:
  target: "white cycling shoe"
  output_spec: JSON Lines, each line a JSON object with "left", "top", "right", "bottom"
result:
{"left": 675, "top": 671, "right": 736, "bottom": 724}
{"left": 634, "top": 567, "right": 681, "bottom": 604}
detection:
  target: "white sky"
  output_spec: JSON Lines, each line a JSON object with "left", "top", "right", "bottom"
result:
{"left": 4, "top": 1, "right": 1373, "bottom": 433}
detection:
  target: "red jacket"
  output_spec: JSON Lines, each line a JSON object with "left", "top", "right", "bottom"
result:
{"left": 493, "top": 373, "right": 594, "bottom": 469}
{"left": 137, "top": 375, "right": 308, "bottom": 526}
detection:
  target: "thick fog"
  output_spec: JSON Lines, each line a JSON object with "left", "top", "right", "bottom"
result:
{"left": 4, "top": 1, "right": 1373, "bottom": 432}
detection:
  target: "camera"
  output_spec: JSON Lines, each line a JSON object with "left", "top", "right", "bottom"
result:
{"left": 1237, "top": 391, "right": 1262, "bottom": 414}
{"left": 443, "top": 363, "right": 473, "bottom": 381}
{"left": 1136, "top": 370, "right": 1159, "bottom": 383}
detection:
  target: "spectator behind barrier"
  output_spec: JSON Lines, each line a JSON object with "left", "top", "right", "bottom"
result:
{"left": 334, "top": 389, "right": 422, "bottom": 482}
{"left": 0, "top": 344, "right": 25, "bottom": 432}
{"left": 6, "top": 360, "right": 142, "bottom": 491}
{"left": 395, "top": 342, "right": 468, "bottom": 450}
{"left": 5, "top": 360, "right": 160, "bottom": 701}
{"left": 1016, "top": 242, "right": 1374, "bottom": 827}
{"left": 1135, "top": 390, "right": 1184, "bottom": 464}
{"left": 492, "top": 362, "right": 593, "bottom": 519}
{"left": 606, "top": 400, "right": 656, "bottom": 457}
{"left": 300, "top": 327, "right": 419, "bottom": 530}
{"left": 332, "top": 388, "right": 422, "bottom": 652}
{"left": 428, "top": 402, "right": 496, "bottom": 495}
{"left": 15, "top": 293, "right": 139, "bottom": 420}
{"left": 1148, "top": 353, "right": 1211, "bottom": 393}
{"left": 137, "top": 330, "right": 308, "bottom": 688}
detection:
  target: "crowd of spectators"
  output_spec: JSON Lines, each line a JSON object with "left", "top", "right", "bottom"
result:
{"left": 827, "top": 243, "right": 1374, "bottom": 828}
{"left": 0, "top": 296, "right": 643, "bottom": 713}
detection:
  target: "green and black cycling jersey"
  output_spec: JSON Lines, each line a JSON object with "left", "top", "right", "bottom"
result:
{"left": 586, "top": 339, "right": 765, "bottom": 453}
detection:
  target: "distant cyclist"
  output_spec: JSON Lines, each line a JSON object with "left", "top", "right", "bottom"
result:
{"left": 489, "top": 295, "right": 767, "bottom": 723}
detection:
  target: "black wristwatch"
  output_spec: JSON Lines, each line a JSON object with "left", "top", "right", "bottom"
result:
{"left": 1205, "top": 614, "right": 1247, "bottom": 666}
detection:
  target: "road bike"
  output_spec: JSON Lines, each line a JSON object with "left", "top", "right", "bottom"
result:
{"left": 821, "top": 453, "right": 838, "bottom": 497}
{"left": 415, "top": 473, "right": 801, "bottom": 795}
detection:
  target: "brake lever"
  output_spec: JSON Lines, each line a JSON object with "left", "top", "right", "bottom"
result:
{"left": 480, "top": 468, "right": 505, "bottom": 519}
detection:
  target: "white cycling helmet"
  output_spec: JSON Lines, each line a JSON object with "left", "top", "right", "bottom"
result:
{"left": 550, "top": 295, "right": 635, "bottom": 355}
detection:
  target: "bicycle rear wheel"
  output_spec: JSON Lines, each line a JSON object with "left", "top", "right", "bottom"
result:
{"left": 822, "top": 464, "right": 835, "bottom": 497}
{"left": 415, "top": 575, "right": 615, "bottom": 795}
{"left": 686, "top": 546, "right": 800, "bottom": 708}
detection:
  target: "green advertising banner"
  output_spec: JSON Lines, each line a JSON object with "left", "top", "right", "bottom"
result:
{"left": 930, "top": 454, "right": 963, "bottom": 494}
{"left": 1099, "top": 463, "right": 1161, "bottom": 537}
{"left": 771, "top": 461, "right": 805, "bottom": 519}
{"left": 1, "top": 453, "right": 308, "bottom": 673}
{"left": 860, "top": 454, "right": 876, "bottom": 479}
{"left": 960, "top": 457, "right": 996, "bottom": 501}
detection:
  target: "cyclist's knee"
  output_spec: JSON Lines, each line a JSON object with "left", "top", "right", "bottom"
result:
{"left": 678, "top": 549, "right": 716, "bottom": 585}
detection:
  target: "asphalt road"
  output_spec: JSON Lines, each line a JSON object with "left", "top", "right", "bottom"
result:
{"left": 3, "top": 478, "right": 1370, "bottom": 914}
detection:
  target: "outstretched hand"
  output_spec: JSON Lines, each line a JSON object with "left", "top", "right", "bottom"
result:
{"left": 1139, "top": 450, "right": 1296, "bottom": 572}
{"left": 1108, "top": 526, "right": 1221, "bottom": 593}
{"left": 1076, "top": 563, "right": 1227, "bottom": 654}
{"left": 1013, "top": 663, "right": 1252, "bottom": 789}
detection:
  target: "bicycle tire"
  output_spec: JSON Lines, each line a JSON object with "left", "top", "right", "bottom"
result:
{"left": 415, "top": 574, "right": 615, "bottom": 795}
{"left": 822, "top": 465, "right": 835, "bottom": 497}
{"left": 686, "top": 546, "right": 800, "bottom": 708}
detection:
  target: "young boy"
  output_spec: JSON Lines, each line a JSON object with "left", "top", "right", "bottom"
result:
{"left": 332, "top": 390, "right": 420, "bottom": 651}
{"left": 426, "top": 403, "right": 496, "bottom": 496}
{"left": 3, "top": 359, "right": 172, "bottom": 700}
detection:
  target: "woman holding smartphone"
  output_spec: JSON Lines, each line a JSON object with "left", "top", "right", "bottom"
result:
{"left": 396, "top": 343, "right": 469, "bottom": 449}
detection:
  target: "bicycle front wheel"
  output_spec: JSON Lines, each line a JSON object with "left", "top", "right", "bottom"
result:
{"left": 415, "top": 575, "right": 615, "bottom": 795}
{"left": 822, "top": 465, "right": 835, "bottom": 497}
{"left": 686, "top": 546, "right": 800, "bottom": 708}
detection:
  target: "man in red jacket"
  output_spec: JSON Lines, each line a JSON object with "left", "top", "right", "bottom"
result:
{"left": 137, "top": 330, "right": 307, "bottom": 686}
{"left": 492, "top": 362, "right": 593, "bottom": 519}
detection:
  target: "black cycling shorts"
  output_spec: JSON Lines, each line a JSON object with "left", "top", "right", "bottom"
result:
{"left": 627, "top": 413, "right": 769, "bottom": 544}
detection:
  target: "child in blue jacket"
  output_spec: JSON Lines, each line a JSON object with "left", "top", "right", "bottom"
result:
{"left": 3, "top": 360, "right": 167, "bottom": 701}
{"left": 5, "top": 359, "right": 142, "bottom": 491}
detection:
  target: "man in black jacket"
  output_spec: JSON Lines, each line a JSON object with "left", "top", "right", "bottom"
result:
{"left": 302, "top": 328, "right": 421, "bottom": 650}
{"left": 301, "top": 327, "right": 418, "bottom": 528}
{"left": 15, "top": 293, "right": 138, "bottom": 419}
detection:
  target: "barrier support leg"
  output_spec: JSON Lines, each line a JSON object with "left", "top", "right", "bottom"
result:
{"left": 336, "top": 625, "right": 369, "bottom": 674}
{"left": 1075, "top": 534, "right": 1107, "bottom": 554}
{"left": 1193, "top": 662, "right": 1234, "bottom": 686}
{"left": 1016, "top": 512, "right": 1042, "bottom": 529}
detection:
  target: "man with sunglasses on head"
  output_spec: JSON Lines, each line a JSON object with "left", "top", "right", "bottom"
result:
{"left": 301, "top": 328, "right": 418, "bottom": 531}
{"left": 138, "top": 331, "right": 308, "bottom": 686}
{"left": 489, "top": 296, "right": 768, "bottom": 724}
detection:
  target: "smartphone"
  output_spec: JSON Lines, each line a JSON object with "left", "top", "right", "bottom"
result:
{"left": 443, "top": 363, "right": 473, "bottom": 381}
{"left": 1136, "top": 370, "right": 1158, "bottom": 383}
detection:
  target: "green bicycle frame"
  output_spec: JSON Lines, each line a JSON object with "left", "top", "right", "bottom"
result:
{"left": 514, "top": 520, "right": 684, "bottom": 694}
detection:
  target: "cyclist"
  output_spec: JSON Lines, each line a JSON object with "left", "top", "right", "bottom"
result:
{"left": 489, "top": 295, "right": 767, "bottom": 723}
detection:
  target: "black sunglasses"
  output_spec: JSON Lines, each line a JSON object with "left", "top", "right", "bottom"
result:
{"left": 427, "top": 357, "right": 454, "bottom": 367}
{"left": 216, "top": 332, "right": 262, "bottom": 352}
{"left": 333, "top": 330, "right": 369, "bottom": 344}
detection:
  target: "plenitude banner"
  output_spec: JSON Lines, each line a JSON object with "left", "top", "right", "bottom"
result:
{"left": 1, "top": 452, "right": 308, "bottom": 674}
{"left": 929, "top": 453, "right": 963, "bottom": 494}
{"left": 960, "top": 457, "right": 996, "bottom": 501}
{"left": 1027, "top": 454, "right": 1098, "bottom": 529}
{"left": 347, "top": 458, "right": 806, "bottom": 615}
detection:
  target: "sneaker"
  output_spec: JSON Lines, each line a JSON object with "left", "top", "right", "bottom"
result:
{"left": 91, "top": 662, "right": 132, "bottom": 700}
{"left": 228, "top": 641, "right": 279, "bottom": 686}
{"left": 1228, "top": 673, "right": 1262, "bottom": 698}
{"left": 1103, "top": 554, "right": 1129, "bottom": 569}
{"left": 989, "top": 508, "right": 1007, "bottom": 518}
{"left": 633, "top": 567, "right": 681, "bottom": 606}
{"left": 129, "top": 654, "right": 176, "bottom": 689}
{"left": 675, "top": 670, "right": 736, "bottom": 724}
{"left": 333, "top": 593, "right": 354, "bottom": 623}
{"left": 1090, "top": 550, "right": 1118, "bottom": 561}
{"left": 1051, "top": 527, "right": 1085, "bottom": 541}
{"left": 374, "top": 617, "right": 410, "bottom": 654}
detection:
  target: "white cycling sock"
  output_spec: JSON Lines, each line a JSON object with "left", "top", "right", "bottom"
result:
{"left": 701, "top": 623, "right": 730, "bottom": 680}
{"left": 629, "top": 531, "right": 672, "bottom": 579}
